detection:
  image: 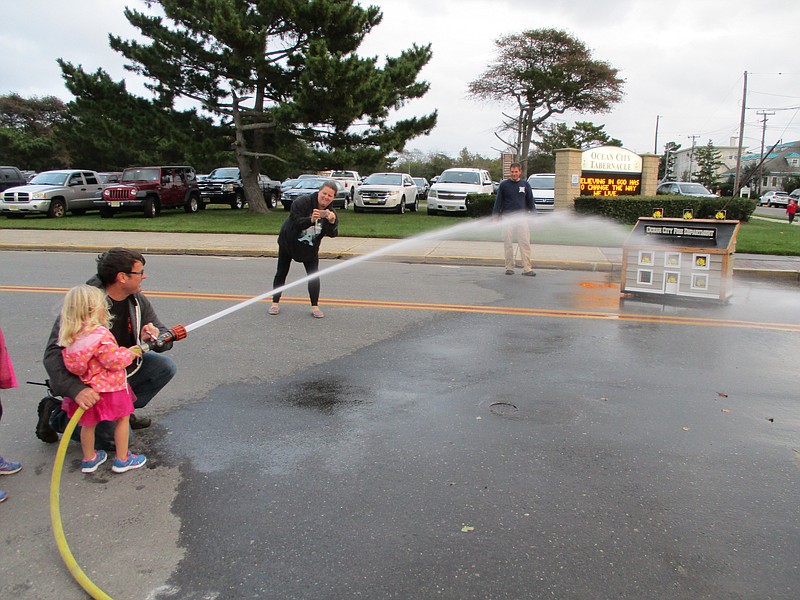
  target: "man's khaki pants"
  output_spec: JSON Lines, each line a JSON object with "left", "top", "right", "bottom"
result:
{"left": 503, "top": 219, "right": 532, "bottom": 271}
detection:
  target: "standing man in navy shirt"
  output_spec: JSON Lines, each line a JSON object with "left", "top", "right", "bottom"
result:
{"left": 493, "top": 162, "right": 535, "bottom": 276}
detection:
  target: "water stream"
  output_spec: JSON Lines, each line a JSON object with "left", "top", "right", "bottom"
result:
{"left": 184, "top": 212, "right": 629, "bottom": 333}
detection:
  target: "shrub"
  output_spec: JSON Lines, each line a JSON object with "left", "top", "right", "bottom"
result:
{"left": 573, "top": 196, "right": 757, "bottom": 224}
{"left": 465, "top": 193, "right": 496, "bottom": 217}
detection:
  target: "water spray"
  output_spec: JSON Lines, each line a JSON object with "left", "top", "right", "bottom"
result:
{"left": 51, "top": 211, "right": 624, "bottom": 597}
{"left": 181, "top": 214, "right": 525, "bottom": 333}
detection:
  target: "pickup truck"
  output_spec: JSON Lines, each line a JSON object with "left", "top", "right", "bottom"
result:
{"left": 0, "top": 169, "right": 105, "bottom": 218}
{"left": 197, "top": 167, "right": 282, "bottom": 209}
{"left": 0, "top": 166, "right": 27, "bottom": 193}
{"left": 328, "top": 170, "right": 361, "bottom": 200}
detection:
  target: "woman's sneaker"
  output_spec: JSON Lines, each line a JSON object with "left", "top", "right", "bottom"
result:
{"left": 81, "top": 450, "right": 107, "bottom": 473}
{"left": 0, "top": 456, "right": 21, "bottom": 475}
{"left": 112, "top": 452, "right": 147, "bottom": 473}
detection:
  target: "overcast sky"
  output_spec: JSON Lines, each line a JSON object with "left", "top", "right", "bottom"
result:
{"left": 2, "top": 0, "right": 799, "bottom": 159}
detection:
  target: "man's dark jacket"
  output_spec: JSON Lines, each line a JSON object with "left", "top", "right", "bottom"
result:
{"left": 42, "top": 275, "right": 171, "bottom": 400}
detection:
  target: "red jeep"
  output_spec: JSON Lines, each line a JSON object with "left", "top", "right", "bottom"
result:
{"left": 97, "top": 166, "right": 201, "bottom": 218}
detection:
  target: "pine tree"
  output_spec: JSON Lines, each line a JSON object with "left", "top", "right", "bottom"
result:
{"left": 467, "top": 29, "right": 624, "bottom": 177}
{"left": 694, "top": 140, "right": 724, "bottom": 190}
{"left": 109, "top": 0, "right": 436, "bottom": 211}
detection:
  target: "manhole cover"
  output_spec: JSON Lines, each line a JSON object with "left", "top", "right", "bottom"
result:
{"left": 489, "top": 401, "right": 518, "bottom": 417}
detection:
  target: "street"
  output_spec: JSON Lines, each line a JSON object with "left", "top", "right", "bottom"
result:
{"left": 0, "top": 250, "right": 798, "bottom": 599}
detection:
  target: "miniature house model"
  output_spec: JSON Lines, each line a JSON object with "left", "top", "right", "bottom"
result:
{"left": 621, "top": 217, "right": 741, "bottom": 302}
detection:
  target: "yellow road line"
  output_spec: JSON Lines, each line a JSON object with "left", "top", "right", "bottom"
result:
{"left": 2, "top": 285, "right": 799, "bottom": 333}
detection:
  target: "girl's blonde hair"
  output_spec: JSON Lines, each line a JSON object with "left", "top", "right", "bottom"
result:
{"left": 57, "top": 285, "right": 112, "bottom": 346}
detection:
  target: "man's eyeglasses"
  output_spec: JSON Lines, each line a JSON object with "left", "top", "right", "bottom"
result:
{"left": 126, "top": 270, "right": 144, "bottom": 276}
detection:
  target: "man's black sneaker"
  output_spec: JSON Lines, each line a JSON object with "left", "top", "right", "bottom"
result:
{"left": 505, "top": 269, "right": 514, "bottom": 275}
{"left": 521, "top": 270, "right": 537, "bottom": 277}
{"left": 130, "top": 414, "right": 152, "bottom": 430}
{"left": 35, "top": 397, "right": 61, "bottom": 443}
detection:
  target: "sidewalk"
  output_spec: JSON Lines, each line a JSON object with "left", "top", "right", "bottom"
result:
{"left": 1, "top": 228, "right": 799, "bottom": 281}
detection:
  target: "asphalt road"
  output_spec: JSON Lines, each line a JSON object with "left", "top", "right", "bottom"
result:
{"left": 0, "top": 251, "right": 798, "bottom": 599}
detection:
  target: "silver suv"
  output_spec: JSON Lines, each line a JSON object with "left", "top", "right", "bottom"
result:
{"left": 0, "top": 170, "right": 104, "bottom": 218}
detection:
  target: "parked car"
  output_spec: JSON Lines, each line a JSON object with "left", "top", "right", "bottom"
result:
{"left": 97, "top": 165, "right": 201, "bottom": 218}
{"left": 427, "top": 168, "right": 494, "bottom": 215}
{"left": 329, "top": 170, "right": 361, "bottom": 200}
{"left": 758, "top": 190, "right": 790, "bottom": 207}
{"left": 281, "top": 178, "right": 300, "bottom": 193}
{"left": 198, "top": 167, "right": 281, "bottom": 209}
{"left": 0, "top": 166, "right": 28, "bottom": 193}
{"left": 354, "top": 173, "right": 418, "bottom": 213}
{"left": 0, "top": 169, "right": 105, "bottom": 218}
{"left": 280, "top": 177, "right": 349, "bottom": 211}
{"left": 412, "top": 177, "right": 429, "bottom": 200}
{"left": 527, "top": 173, "right": 556, "bottom": 210}
{"left": 656, "top": 181, "right": 717, "bottom": 198}
{"left": 97, "top": 172, "right": 122, "bottom": 184}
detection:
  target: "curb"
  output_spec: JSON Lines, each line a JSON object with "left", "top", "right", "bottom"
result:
{"left": 0, "top": 242, "right": 794, "bottom": 281}
{"left": 732, "top": 268, "right": 800, "bottom": 282}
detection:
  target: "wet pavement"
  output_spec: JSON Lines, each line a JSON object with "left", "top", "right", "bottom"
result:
{"left": 0, "top": 252, "right": 798, "bottom": 599}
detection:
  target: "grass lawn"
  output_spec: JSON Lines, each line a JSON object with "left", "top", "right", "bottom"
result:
{"left": 1, "top": 205, "right": 798, "bottom": 256}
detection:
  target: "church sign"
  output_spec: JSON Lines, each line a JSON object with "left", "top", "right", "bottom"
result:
{"left": 579, "top": 146, "right": 643, "bottom": 197}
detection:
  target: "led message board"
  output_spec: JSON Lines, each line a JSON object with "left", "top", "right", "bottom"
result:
{"left": 579, "top": 173, "right": 642, "bottom": 196}
{"left": 579, "top": 146, "right": 643, "bottom": 197}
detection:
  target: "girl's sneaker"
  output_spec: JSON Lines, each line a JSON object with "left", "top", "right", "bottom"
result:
{"left": 0, "top": 490, "right": 8, "bottom": 503}
{"left": 0, "top": 456, "right": 22, "bottom": 475}
{"left": 81, "top": 450, "right": 107, "bottom": 473}
{"left": 112, "top": 451, "right": 146, "bottom": 473}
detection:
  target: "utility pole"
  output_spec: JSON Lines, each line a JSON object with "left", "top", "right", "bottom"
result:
{"left": 733, "top": 71, "right": 747, "bottom": 197}
{"left": 654, "top": 115, "right": 661, "bottom": 154}
{"left": 756, "top": 111, "right": 774, "bottom": 196}
{"left": 687, "top": 135, "right": 699, "bottom": 181}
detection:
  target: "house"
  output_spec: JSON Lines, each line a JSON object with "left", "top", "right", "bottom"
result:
{"left": 738, "top": 140, "right": 800, "bottom": 194}
{"left": 671, "top": 137, "right": 739, "bottom": 183}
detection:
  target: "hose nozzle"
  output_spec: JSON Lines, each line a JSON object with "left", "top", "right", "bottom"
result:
{"left": 140, "top": 324, "right": 187, "bottom": 352}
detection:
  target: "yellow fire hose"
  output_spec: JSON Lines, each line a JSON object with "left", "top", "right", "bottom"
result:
{"left": 49, "top": 406, "right": 113, "bottom": 600}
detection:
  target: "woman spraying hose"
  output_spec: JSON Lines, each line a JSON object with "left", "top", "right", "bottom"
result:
{"left": 269, "top": 179, "right": 339, "bottom": 319}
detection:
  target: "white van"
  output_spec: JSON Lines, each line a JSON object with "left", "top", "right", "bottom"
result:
{"left": 427, "top": 167, "right": 494, "bottom": 215}
{"left": 527, "top": 173, "right": 555, "bottom": 210}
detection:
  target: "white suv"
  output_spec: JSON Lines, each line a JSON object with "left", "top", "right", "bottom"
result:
{"left": 354, "top": 172, "right": 418, "bottom": 213}
{"left": 427, "top": 168, "right": 494, "bottom": 215}
{"left": 527, "top": 173, "right": 555, "bottom": 210}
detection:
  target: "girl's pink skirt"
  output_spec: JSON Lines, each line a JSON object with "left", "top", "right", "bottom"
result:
{"left": 64, "top": 386, "right": 136, "bottom": 428}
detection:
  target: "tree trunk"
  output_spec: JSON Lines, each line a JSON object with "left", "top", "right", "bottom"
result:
{"left": 231, "top": 92, "right": 269, "bottom": 213}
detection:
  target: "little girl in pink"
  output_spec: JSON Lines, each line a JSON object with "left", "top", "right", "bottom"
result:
{"left": 59, "top": 285, "right": 147, "bottom": 474}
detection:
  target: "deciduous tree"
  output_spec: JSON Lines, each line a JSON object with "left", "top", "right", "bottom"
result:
{"left": 110, "top": 0, "right": 436, "bottom": 212}
{"left": 0, "top": 93, "right": 68, "bottom": 169}
{"left": 468, "top": 28, "right": 624, "bottom": 177}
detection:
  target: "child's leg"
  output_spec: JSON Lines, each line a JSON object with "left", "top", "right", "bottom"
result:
{"left": 114, "top": 416, "right": 130, "bottom": 462}
{"left": 80, "top": 425, "right": 97, "bottom": 461}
